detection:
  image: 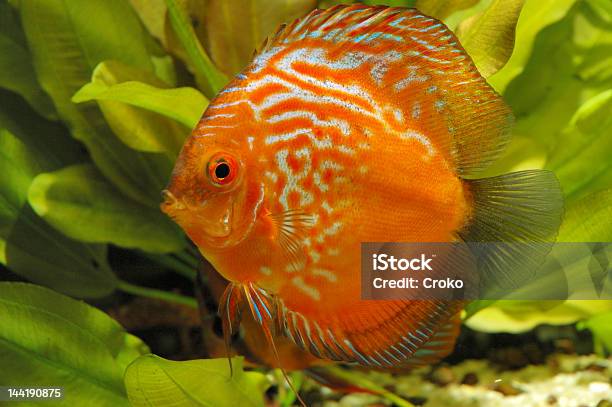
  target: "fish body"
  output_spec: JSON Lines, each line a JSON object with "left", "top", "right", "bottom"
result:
{"left": 163, "top": 5, "right": 562, "bottom": 368}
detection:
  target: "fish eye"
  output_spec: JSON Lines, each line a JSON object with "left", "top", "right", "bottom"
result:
{"left": 207, "top": 153, "right": 238, "bottom": 186}
{"left": 215, "top": 162, "right": 230, "bottom": 179}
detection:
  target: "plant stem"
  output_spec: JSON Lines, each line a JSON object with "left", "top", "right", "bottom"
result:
{"left": 322, "top": 365, "right": 415, "bottom": 407}
{"left": 186, "top": 244, "right": 200, "bottom": 259}
{"left": 280, "top": 371, "right": 303, "bottom": 407}
{"left": 117, "top": 280, "right": 197, "bottom": 308}
{"left": 165, "top": 0, "right": 228, "bottom": 97}
{"left": 141, "top": 252, "right": 197, "bottom": 280}
{"left": 274, "top": 369, "right": 287, "bottom": 404}
{"left": 174, "top": 250, "right": 199, "bottom": 269}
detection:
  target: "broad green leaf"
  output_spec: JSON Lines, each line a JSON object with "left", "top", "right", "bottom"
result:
{"left": 546, "top": 90, "right": 612, "bottom": 202}
{"left": 467, "top": 300, "right": 612, "bottom": 333}
{"left": 483, "top": 0, "right": 612, "bottom": 178}
{"left": 456, "top": 0, "right": 525, "bottom": 78}
{"left": 444, "top": 0, "right": 493, "bottom": 31}
{"left": 318, "top": 0, "right": 353, "bottom": 7}
{"left": 0, "top": 130, "right": 115, "bottom": 297}
{"left": 73, "top": 61, "right": 207, "bottom": 130}
{"left": 415, "top": 0, "right": 478, "bottom": 21}
{"left": 578, "top": 311, "right": 612, "bottom": 354}
{"left": 319, "top": 0, "right": 415, "bottom": 7}
{"left": 488, "top": 0, "right": 579, "bottom": 93}
{"left": 0, "top": 282, "right": 149, "bottom": 406}
{"left": 129, "top": 0, "right": 168, "bottom": 47}
{"left": 362, "top": 0, "right": 415, "bottom": 5}
{"left": 72, "top": 61, "right": 201, "bottom": 156}
{"left": 19, "top": 0, "right": 173, "bottom": 206}
{"left": 504, "top": 0, "right": 612, "bottom": 131}
{"left": 28, "top": 164, "right": 185, "bottom": 253}
{"left": 5, "top": 206, "right": 117, "bottom": 297}
{"left": 468, "top": 189, "right": 612, "bottom": 331}
{"left": 0, "top": 1, "right": 55, "bottom": 118}
{"left": 75, "top": 81, "right": 206, "bottom": 130}
{"left": 0, "top": 89, "right": 83, "bottom": 171}
{"left": 202, "top": 0, "right": 316, "bottom": 77}
{"left": 125, "top": 355, "right": 269, "bottom": 407}
{"left": 558, "top": 189, "right": 612, "bottom": 242}
{"left": 0, "top": 128, "right": 42, "bottom": 261}
{"left": 165, "top": 0, "right": 228, "bottom": 98}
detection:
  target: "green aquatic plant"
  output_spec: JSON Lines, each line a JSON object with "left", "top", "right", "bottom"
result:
{"left": 0, "top": 0, "right": 611, "bottom": 405}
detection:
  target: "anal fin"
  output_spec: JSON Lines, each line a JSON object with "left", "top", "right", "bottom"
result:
{"left": 402, "top": 313, "right": 461, "bottom": 368}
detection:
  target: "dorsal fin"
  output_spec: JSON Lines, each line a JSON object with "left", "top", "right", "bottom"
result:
{"left": 253, "top": 4, "right": 513, "bottom": 177}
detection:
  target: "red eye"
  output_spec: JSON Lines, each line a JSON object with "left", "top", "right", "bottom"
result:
{"left": 208, "top": 154, "right": 238, "bottom": 186}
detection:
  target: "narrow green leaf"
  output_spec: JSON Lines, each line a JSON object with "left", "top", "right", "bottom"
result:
{"left": 415, "top": 0, "right": 478, "bottom": 21}
{"left": 19, "top": 0, "right": 173, "bottom": 206}
{"left": 456, "top": 0, "right": 525, "bottom": 78}
{"left": 202, "top": 0, "right": 316, "bottom": 77}
{"left": 28, "top": 164, "right": 185, "bottom": 253}
{"left": 125, "top": 355, "right": 269, "bottom": 407}
{"left": 73, "top": 61, "right": 207, "bottom": 130}
{"left": 0, "top": 282, "right": 149, "bottom": 406}
{"left": 165, "top": 0, "right": 228, "bottom": 97}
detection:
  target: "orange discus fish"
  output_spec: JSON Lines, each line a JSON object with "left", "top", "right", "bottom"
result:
{"left": 162, "top": 5, "right": 563, "bottom": 369}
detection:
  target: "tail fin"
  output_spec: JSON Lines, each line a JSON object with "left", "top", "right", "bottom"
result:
{"left": 459, "top": 170, "right": 564, "bottom": 293}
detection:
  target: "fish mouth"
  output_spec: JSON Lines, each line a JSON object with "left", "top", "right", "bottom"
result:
{"left": 160, "top": 189, "right": 184, "bottom": 215}
{"left": 160, "top": 189, "right": 235, "bottom": 245}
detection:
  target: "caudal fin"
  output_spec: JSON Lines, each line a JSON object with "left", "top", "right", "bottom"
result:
{"left": 460, "top": 170, "right": 564, "bottom": 293}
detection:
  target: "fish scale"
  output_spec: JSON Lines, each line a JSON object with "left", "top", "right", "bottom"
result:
{"left": 201, "top": 15, "right": 452, "bottom": 285}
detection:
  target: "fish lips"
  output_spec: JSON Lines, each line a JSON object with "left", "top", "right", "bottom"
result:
{"left": 161, "top": 189, "right": 236, "bottom": 244}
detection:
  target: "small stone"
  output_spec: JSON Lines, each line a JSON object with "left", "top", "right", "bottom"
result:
{"left": 547, "top": 395, "right": 558, "bottom": 405}
{"left": 492, "top": 382, "right": 523, "bottom": 396}
{"left": 554, "top": 338, "right": 575, "bottom": 354}
{"left": 548, "top": 356, "right": 561, "bottom": 372}
{"left": 523, "top": 342, "right": 545, "bottom": 365}
{"left": 492, "top": 347, "right": 529, "bottom": 369}
{"left": 406, "top": 396, "right": 427, "bottom": 406}
{"left": 428, "top": 366, "right": 455, "bottom": 386}
{"left": 382, "top": 384, "right": 396, "bottom": 393}
{"left": 461, "top": 372, "right": 479, "bottom": 386}
{"left": 586, "top": 363, "right": 607, "bottom": 372}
